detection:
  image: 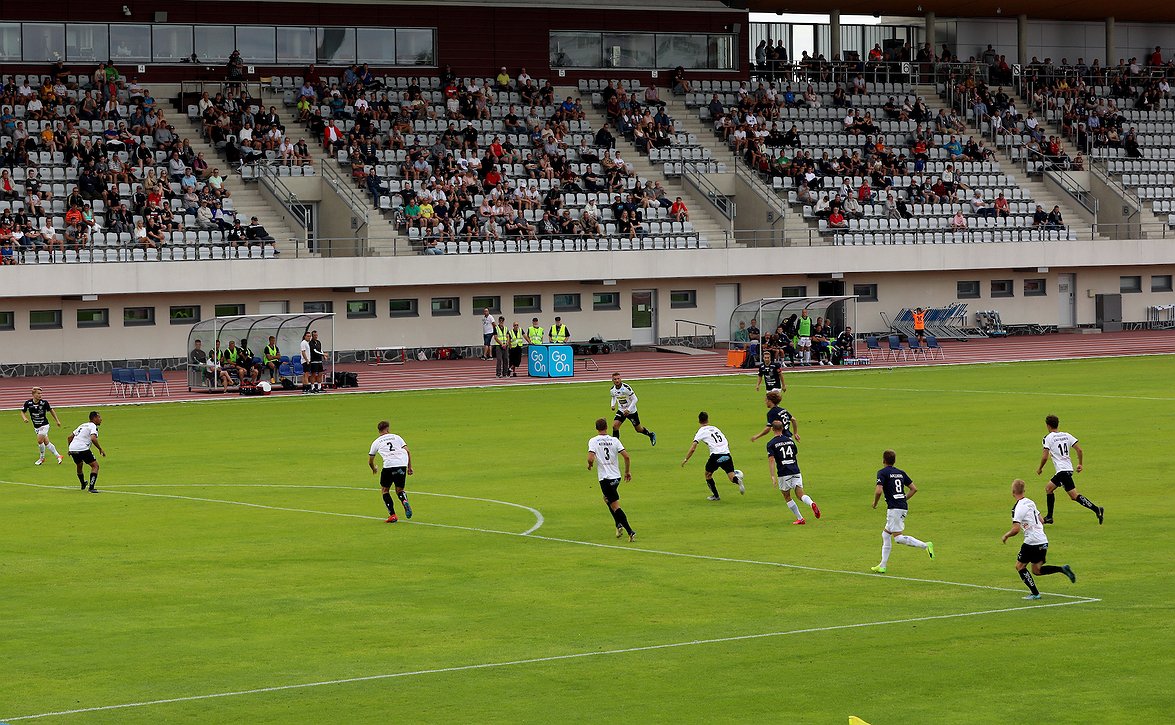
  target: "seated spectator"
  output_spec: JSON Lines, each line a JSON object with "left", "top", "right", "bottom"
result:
{"left": 827, "top": 207, "right": 847, "bottom": 229}
{"left": 993, "top": 192, "right": 1010, "bottom": 218}
{"left": 1032, "top": 204, "right": 1049, "bottom": 226}
{"left": 1046, "top": 205, "right": 1065, "bottom": 227}
{"left": 669, "top": 196, "right": 689, "bottom": 222}
{"left": 495, "top": 67, "right": 512, "bottom": 90}
{"left": 246, "top": 216, "right": 276, "bottom": 244}
{"left": 671, "top": 66, "right": 692, "bottom": 95}
{"left": 950, "top": 210, "right": 967, "bottom": 230}
{"left": 970, "top": 191, "right": 996, "bottom": 217}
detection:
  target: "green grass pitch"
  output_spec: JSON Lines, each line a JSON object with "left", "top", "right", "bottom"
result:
{"left": 2, "top": 356, "right": 1173, "bottom": 723}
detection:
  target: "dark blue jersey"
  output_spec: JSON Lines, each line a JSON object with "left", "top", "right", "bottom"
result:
{"left": 876, "top": 465, "right": 912, "bottom": 510}
{"left": 22, "top": 398, "right": 52, "bottom": 427}
{"left": 758, "top": 361, "right": 783, "bottom": 390}
{"left": 766, "top": 434, "right": 800, "bottom": 476}
{"left": 766, "top": 406, "right": 792, "bottom": 430}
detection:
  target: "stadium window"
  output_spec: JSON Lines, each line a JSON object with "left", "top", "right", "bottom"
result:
{"left": 1024, "top": 278, "right": 1047, "bottom": 297}
{"left": 1151, "top": 275, "right": 1172, "bottom": 293}
{"left": 602, "top": 33, "right": 656, "bottom": 68}
{"left": 235, "top": 26, "right": 276, "bottom": 64}
{"left": 389, "top": 298, "right": 419, "bottom": 317}
{"left": 431, "top": 297, "right": 460, "bottom": 316}
{"left": 781, "top": 285, "right": 807, "bottom": 298}
{"left": 670, "top": 290, "right": 697, "bottom": 308}
{"left": 152, "top": 25, "right": 193, "bottom": 62}
{"left": 275, "top": 27, "right": 315, "bottom": 64}
{"left": 513, "top": 294, "right": 542, "bottom": 314}
{"left": 123, "top": 306, "right": 155, "bottom": 327}
{"left": 472, "top": 296, "right": 501, "bottom": 314}
{"left": 194, "top": 25, "right": 234, "bottom": 63}
{"left": 169, "top": 305, "right": 200, "bottom": 325}
{"left": 65, "top": 24, "right": 108, "bottom": 63}
{"left": 394, "top": 28, "right": 435, "bottom": 66}
{"left": 0, "top": 24, "right": 21, "bottom": 61}
{"left": 957, "top": 280, "right": 980, "bottom": 299}
{"left": 317, "top": 27, "right": 356, "bottom": 64}
{"left": 554, "top": 293, "right": 581, "bottom": 312}
{"left": 303, "top": 301, "right": 333, "bottom": 314}
{"left": 656, "top": 34, "right": 708, "bottom": 70}
{"left": 593, "top": 292, "right": 620, "bottom": 310}
{"left": 76, "top": 308, "right": 109, "bottom": 329}
{"left": 1120, "top": 275, "right": 1142, "bottom": 294}
{"left": 852, "top": 283, "right": 878, "bottom": 302}
{"left": 356, "top": 28, "right": 397, "bottom": 65}
{"left": 215, "top": 303, "right": 245, "bottom": 317}
{"left": 550, "top": 32, "right": 604, "bottom": 68}
{"left": 108, "top": 24, "right": 151, "bottom": 63}
{"left": 346, "top": 300, "right": 376, "bottom": 319}
{"left": 0, "top": 310, "right": 14, "bottom": 331}
{"left": 990, "top": 280, "right": 1014, "bottom": 298}
{"left": 30, "top": 309, "right": 62, "bottom": 330}
{"left": 21, "top": 23, "right": 64, "bottom": 62}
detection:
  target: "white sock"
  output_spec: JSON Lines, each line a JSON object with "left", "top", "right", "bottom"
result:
{"left": 46, "top": 443, "right": 59, "bottom": 456}
{"left": 786, "top": 500, "right": 802, "bottom": 520}
{"left": 896, "top": 534, "right": 927, "bottom": 549}
{"left": 880, "top": 532, "right": 893, "bottom": 566}
{"left": 801, "top": 494, "right": 814, "bottom": 508}
{"left": 38, "top": 443, "right": 46, "bottom": 457}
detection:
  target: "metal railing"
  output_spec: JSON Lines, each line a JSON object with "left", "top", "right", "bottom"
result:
{"left": 1023, "top": 148, "right": 1099, "bottom": 219}
{"left": 256, "top": 166, "right": 312, "bottom": 252}
{"left": 674, "top": 319, "right": 716, "bottom": 337}
{"left": 322, "top": 163, "right": 372, "bottom": 233}
{"left": 683, "top": 165, "right": 735, "bottom": 239}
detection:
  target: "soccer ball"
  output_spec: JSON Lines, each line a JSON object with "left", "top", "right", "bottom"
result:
{"left": 258, "top": 381, "right": 272, "bottom": 393}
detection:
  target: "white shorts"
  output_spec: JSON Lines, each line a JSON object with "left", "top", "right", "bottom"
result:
{"left": 798, "top": 336, "right": 811, "bottom": 347}
{"left": 885, "top": 508, "right": 907, "bottom": 533}
{"left": 34, "top": 424, "right": 50, "bottom": 437}
{"left": 778, "top": 474, "right": 803, "bottom": 492}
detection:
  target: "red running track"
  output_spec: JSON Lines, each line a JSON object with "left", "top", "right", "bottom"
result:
{"left": 2, "top": 330, "right": 1173, "bottom": 411}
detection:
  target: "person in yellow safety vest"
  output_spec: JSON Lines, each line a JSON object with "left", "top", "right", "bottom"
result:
{"left": 549, "top": 315, "right": 570, "bottom": 344}
{"left": 508, "top": 320, "right": 527, "bottom": 376}
{"left": 263, "top": 335, "right": 282, "bottom": 383}
{"left": 493, "top": 316, "right": 511, "bottom": 378}
{"left": 527, "top": 317, "right": 546, "bottom": 345}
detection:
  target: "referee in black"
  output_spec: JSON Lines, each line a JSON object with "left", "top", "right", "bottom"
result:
{"left": 309, "top": 329, "right": 326, "bottom": 393}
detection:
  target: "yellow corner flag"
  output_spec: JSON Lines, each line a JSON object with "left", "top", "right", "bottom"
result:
{"left": 849, "top": 718, "right": 873, "bottom": 725}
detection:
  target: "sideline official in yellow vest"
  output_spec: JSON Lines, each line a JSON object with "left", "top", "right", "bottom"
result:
{"left": 508, "top": 321, "right": 527, "bottom": 376}
{"left": 493, "top": 316, "right": 511, "bottom": 378}
{"left": 527, "top": 318, "right": 546, "bottom": 345}
{"left": 549, "top": 316, "right": 570, "bottom": 344}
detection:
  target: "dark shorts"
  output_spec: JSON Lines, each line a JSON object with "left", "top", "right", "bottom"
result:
{"left": 599, "top": 477, "right": 621, "bottom": 503}
{"left": 705, "top": 453, "right": 735, "bottom": 474}
{"left": 380, "top": 467, "right": 407, "bottom": 488}
{"left": 483, "top": 332, "right": 494, "bottom": 345}
{"left": 614, "top": 411, "right": 641, "bottom": 427}
{"left": 1050, "top": 471, "right": 1076, "bottom": 491}
{"left": 309, "top": 361, "right": 324, "bottom": 373}
{"left": 70, "top": 450, "right": 96, "bottom": 465}
{"left": 1017, "top": 542, "right": 1049, "bottom": 564}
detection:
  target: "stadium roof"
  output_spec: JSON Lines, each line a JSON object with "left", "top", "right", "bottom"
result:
{"left": 746, "top": 0, "right": 1167, "bottom": 23}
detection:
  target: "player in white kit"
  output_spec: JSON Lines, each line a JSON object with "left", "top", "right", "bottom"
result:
{"left": 67, "top": 411, "right": 105, "bottom": 493}
{"left": 368, "top": 420, "right": 413, "bottom": 522}
{"left": 681, "top": 411, "right": 744, "bottom": 501}
{"left": 1036, "top": 414, "right": 1102, "bottom": 525}
{"left": 1002, "top": 479, "right": 1077, "bottom": 599}
{"left": 587, "top": 417, "right": 635, "bottom": 541}
{"left": 609, "top": 373, "right": 656, "bottom": 445}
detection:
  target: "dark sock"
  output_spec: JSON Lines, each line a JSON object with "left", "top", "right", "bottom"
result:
{"left": 89, "top": 472, "right": 98, "bottom": 488}
{"left": 1046, "top": 492, "right": 1056, "bottom": 517}
{"left": 608, "top": 506, "right": 621, "bottom": 525}
{"left": 1075, "top": 494, "right": 1098, "bottom": 512}
{"left": 382, "top": 492, "right": 396, "bottom": 515}
{"left": 614, "top": 507, "right": 634, "bottom": 535}
{"left": 1039, "top": 565, "right": 1064, "bottom": 575}
{"left": 706, "top": 478, "right": 719, "bottom": 496}
{"left": 396, "top": 490, "right": 408, "bottom": 504}
{"left": 642, "top": 428, "right": 653, "bottom": 438}
{"left": 78, "top": 473, "right": 86, "bottom": 486}
{"left": 612, "top": 429, "right": 620, "bottom": 439}
{"left": 1018, "top": 568, "right": 1039, "bottom": 594}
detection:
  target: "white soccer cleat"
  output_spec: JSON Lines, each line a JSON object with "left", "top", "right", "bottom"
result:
{"left": 34, "top": 457, "right": 44, "bottom": 466}
{"left": 733, "top": 470, "right": 745, "bottom": 494}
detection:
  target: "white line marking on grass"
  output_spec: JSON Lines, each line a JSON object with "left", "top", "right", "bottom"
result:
{"left": 670, "top": 379, "right": 1175, "bottom": 402}
{"left": 0, "top": 481, "right": 544, "bottom": 537}
{"left": 1, "top": 481, "right": 1095, "bottom": 602}
{"left": 3, "top": 597, "right": 1095, "bottom": 722}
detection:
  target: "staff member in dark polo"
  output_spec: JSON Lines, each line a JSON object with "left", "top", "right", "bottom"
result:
{"left": 549, "top": 316, "right": 571, "bottom": 344}
{"left": 493, "top": 315, "right": 511, "bottom": 378}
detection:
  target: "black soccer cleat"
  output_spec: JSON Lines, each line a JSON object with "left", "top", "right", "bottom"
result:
{"left": 1096, "top": 507, "right": 1104, "bottom": 525}
{"left": 1042, "top": 516, "right": 1054, "bottom": 525}
{"left": 80, "top": 481, "right": 88, "bottom": 490}
{"left": 87, "top": 486, "right": 99, "bottom": 493}
{"left": 1062, "top": 564, "right": 1077, "bottom": 583}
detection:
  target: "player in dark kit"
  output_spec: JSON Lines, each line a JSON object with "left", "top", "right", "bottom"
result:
{"left": 20, "top": 386, "right": 63, "bottom": 465}
{"left": 755, "top": 350, "right": 786, "bottom": 393}
{"left": 766, "top": 420, "right": 821, "bottom": 524}
{"left": 870, "top": 449, "right": 933, "bottom": 573}
{"left": 1002, "top": 479, "right": 1076, "bottom": 599}
{"left": 751, "top": 391, "right": 798, "bottom": 443}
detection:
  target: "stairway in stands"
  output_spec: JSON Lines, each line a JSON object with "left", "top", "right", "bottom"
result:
{"left": 565, "top": 86, "right": 734, "bottom": 247}
{"left": 168, "top": 113, "right": 303, "bottom": 246}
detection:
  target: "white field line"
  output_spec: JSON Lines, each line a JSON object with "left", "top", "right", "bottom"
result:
{"left": 4, "top": 599, "right": 1095, "bottom": 722}
{"left": 1, "top": 481, "right": 1097, "bottom": 603}
{"left": 671, "top": 379, "right": 1175, "bottom": 402}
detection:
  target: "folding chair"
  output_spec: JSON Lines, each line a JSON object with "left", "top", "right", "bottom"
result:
{"left": 147, "top": 368, "right": 171, "bottom": 397}
{"left": 905, "top": 336, "right": 927, "bottom": 360}
{"left": 864, "top": 336, "right": 883, "bottom": 361}
{"left": 885, "top": 335, "right": 907, "bottom": 361}
{"left": 924, "top": 335, "right": 946, "bottom": 360}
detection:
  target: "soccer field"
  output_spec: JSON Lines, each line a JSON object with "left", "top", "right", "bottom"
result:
{"left": 2, "top": 357, "right": 1173, "bottom": 723}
